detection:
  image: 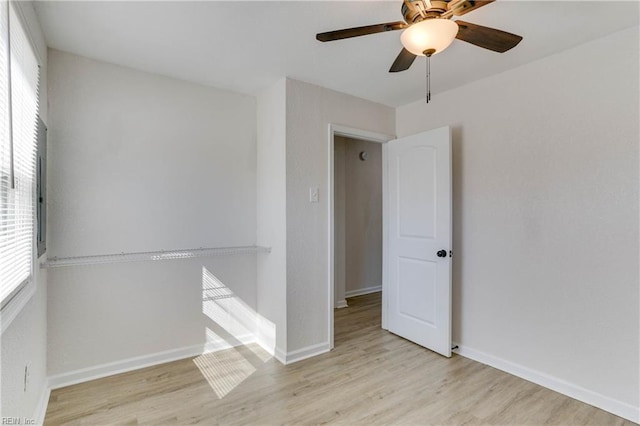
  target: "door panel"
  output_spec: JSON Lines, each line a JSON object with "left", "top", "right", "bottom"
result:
{"left": 385, "top": 126, "right": 452, "bottom": 357}
{"left": 398, "top": 147, "right": 436, "bottom": 239}
{"left": 398, "top": 256, "right": 436, "bottom": 325}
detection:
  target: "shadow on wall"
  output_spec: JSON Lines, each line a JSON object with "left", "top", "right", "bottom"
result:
{"left": 195, "top": 267, "right": 272, "bottom": 398}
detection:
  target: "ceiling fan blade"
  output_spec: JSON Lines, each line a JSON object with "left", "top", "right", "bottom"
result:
{"left": 455, "top": 21, "right": 523, "bottom": 53}
{"left": 389, "top": 48, "right": 417, "bottom": 73}
{"left": 316, "top": 21, "right": 408, "bottom": 42}
{"left": 451, "top": 0, "right": 495, "bottom": 16}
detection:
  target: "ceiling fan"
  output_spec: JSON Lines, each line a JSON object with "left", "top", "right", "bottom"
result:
{"left": 316, "top": 0, "right": 523, "bottom": 101}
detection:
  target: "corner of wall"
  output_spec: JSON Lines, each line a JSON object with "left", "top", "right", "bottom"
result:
{"left": 256, "top": 78, "right": 288, "bottom": 363}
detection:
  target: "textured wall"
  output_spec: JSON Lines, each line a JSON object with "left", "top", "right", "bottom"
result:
{"left": 256, "top": 79, "right": 287, "bottom": 357}
{"left": 285, "top": 79, "right": 394, "bottom": 352}
{"left": 46, "top": 49, "right": 258, "bottom": 375}
{"left": 48, "top": 50, "right": 256, "bottom": 257}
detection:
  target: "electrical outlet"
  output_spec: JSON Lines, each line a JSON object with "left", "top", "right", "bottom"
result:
{"left": 24, "top": 362, "right": 31, "bottom": 392}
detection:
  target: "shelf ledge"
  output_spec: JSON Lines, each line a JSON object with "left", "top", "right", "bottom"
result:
{"left": 41, "top": 245, "right": 271, "bottom": 269}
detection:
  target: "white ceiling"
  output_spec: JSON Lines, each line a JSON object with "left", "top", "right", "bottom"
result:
{"left": 34, "top": 1, "right": 639, "bottom": 107}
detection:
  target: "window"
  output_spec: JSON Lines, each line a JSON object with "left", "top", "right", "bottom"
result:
{"left": 0, "top": 1, "right": 40, "bottom": 309}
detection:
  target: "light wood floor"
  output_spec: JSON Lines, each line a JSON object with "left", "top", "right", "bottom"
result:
{"left": 45, "top": 293, "right": 634, "bottom": 425}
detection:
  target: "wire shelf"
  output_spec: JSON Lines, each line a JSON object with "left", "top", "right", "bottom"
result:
{"left": 41, "top": 245, "right": 271, "bottom": 269}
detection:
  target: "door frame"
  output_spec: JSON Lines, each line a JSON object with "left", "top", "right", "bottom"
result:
{"left": 327, "top": 124, "right": 395, "bottom": 350}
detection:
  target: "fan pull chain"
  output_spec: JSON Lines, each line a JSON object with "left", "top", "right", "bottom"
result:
{"left": 425, "top": 54, "right": 431, "bottom": 103}
{"left": 424, "top": 49, "right": 435, "bottom": 103}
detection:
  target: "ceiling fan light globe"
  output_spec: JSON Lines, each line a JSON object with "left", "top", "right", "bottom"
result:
{"left": 400, "top": 19, "right": 458, "bottom": 56}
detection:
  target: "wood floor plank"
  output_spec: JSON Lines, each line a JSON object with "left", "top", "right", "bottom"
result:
{"left": 45, "top": 292, "right": 634, "bottom": 425}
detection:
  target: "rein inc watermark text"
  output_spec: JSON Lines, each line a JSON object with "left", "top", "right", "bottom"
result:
{"left": 1, "top": 418, "right": 35, "bottom": 425}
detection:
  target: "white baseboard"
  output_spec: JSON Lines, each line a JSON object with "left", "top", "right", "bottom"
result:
{"left": 34, "top": 385, "right": 51, "bottom": 425}
{"left": 255, "top": 319, "right": 276, "bottom": 357}
{"left": 453, "top": 343, "right": 639, "bottom": 424}
{"left": 254, "top": 330, "right": 286, "bottom": 366}
{"left": 48, "top": 333, "right": 255, "bottom": 390}
{"left": 345, "top": 285, "right": 381, "bottom": 298}
{"left": 274, "top": 347, "right": 287, "bottom": 365}
{"left": 284, "top": 341, "right": 331, "bottom": 364}
{"left": 335, "top": 299, "right": 348, "bottom": 309}
{"left": 257, "top": 338, "right": 331, "bottom": 365}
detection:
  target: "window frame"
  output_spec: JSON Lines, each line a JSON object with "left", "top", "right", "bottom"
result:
{"left": 0, "top": 0, "right": 43, "bottom": 333}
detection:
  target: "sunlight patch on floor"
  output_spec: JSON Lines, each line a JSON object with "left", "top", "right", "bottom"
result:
{"left": 193, "top": 348, "right": 256, "bottom": 399}
{"left": 243, "top": 341, "right": 272, "bottom": 362}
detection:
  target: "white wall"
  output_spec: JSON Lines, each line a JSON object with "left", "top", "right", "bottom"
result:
{"left": 334, "top": 136, "right": 383, "bottom": 301}
{"left": 48, "top": 50, "right": 256, "bottom": 257}
{"left": 256, "top": 79, "right": 287, "bottom": 358}
{"left": 396, "top": 26, "right": 639, "bottom": 417}
{"left": 1, "top": 1, "right": 49, "bottom": 422}
{"left": 285, "top": 79, "right": 394, "bottom": 354}
{"left": 47, "top": 50, "right": 258, "bottom": 376}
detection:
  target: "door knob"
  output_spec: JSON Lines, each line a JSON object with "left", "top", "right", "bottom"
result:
{"left": 437, "top": 250, "right": 447, "bottom": 258}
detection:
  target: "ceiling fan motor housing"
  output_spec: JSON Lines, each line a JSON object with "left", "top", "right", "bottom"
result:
{"left": 401, "top": 0, "right": 447, "bottom": 23}
{"left": 402, "top": 0, "right": 478, "bottom": 23}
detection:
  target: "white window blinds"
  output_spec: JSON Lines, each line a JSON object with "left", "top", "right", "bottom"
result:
{"left": 0, "top": 1, "right": 40, "bottom": 307}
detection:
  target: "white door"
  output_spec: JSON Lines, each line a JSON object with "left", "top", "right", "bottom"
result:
{"left": 385, "top": 126, "right": 452, "bottom": 357}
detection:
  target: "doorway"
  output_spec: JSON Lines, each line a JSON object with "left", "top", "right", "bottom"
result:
{"left": 328, "top": 125, "right": 393, "bottom": 349}
{"left": 333, "top": 136, "right": 383, "bottom": 311}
